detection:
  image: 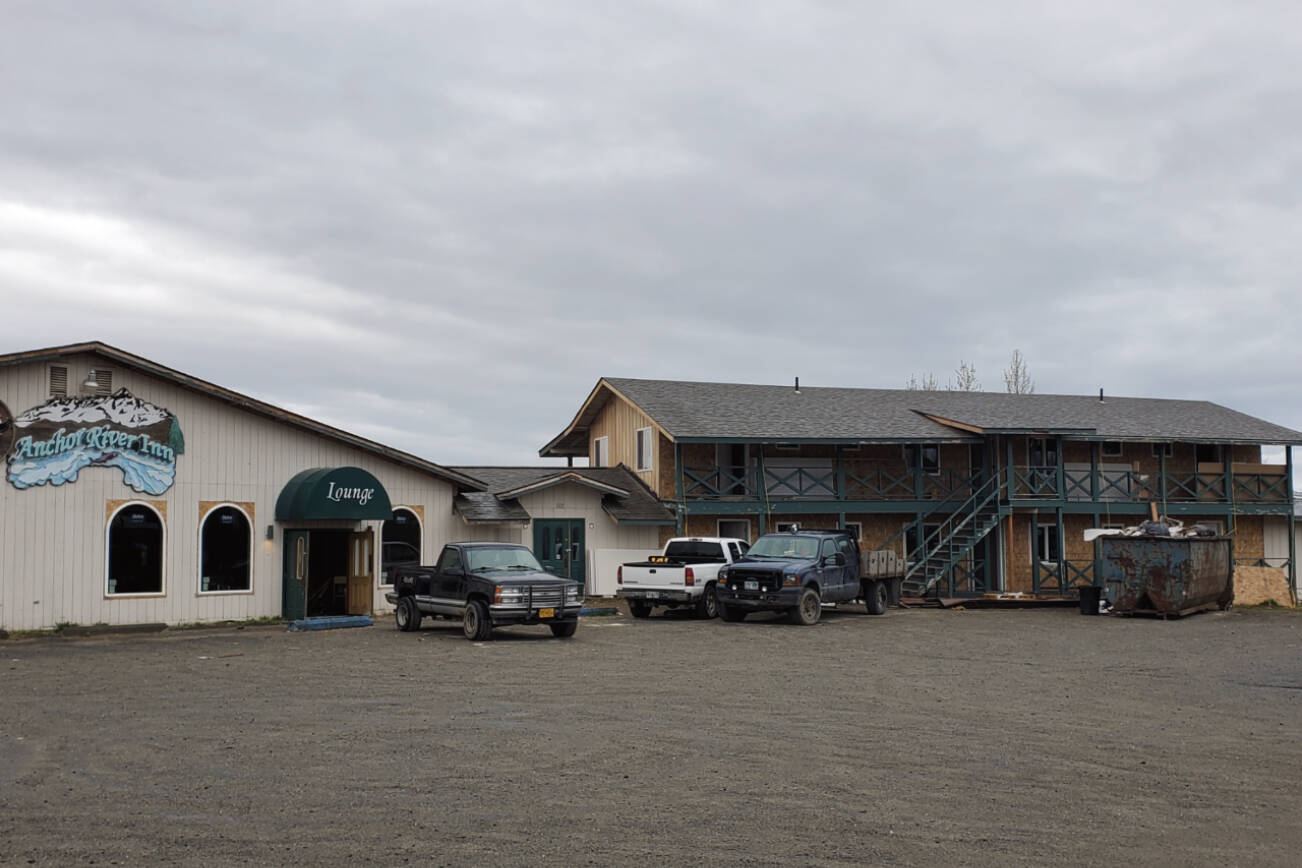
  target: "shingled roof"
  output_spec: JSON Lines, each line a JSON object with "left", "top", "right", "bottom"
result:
{"left": 541, "top": 377, "right": 1302, "bottom": 455}
{"left": 450, "top": 465, "right": 675, "bottom": 525}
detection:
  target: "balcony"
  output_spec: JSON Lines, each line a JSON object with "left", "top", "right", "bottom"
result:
{"left": 681, "top": 462, "right": 1291, "bottom": 506}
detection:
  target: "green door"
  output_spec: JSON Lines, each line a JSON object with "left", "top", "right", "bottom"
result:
{"left": 533, "top": 519, "right": 586, "bottom": 587}
{"left": 282, "top": 530, "right": 309, "bottom": 620}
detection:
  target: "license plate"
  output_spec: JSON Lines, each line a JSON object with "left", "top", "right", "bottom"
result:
{"left": 744, "top": 580, "right": 759, "bottom": 591}
{"left": 539, "top": 608, "right": 555, "bottom": 618}
{"left": 645, "top": 591, "right": 659, "bottom": 599}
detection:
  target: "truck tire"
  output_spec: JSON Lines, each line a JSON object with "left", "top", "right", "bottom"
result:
{"left": 694, "top": 584, "right": 719, "bottom": 619}
{"left": 864, "top": 580, "right": 888, "bottom": 616}
{"left": 789, "top": 587, "right": 822, "bottom": 625}
{"left": 549, "top": 620, "right": 578, "bottom": 638}
{"left": 395, "top": 596, "right": 422, "bottom": 632}
{"left": 462, "top": 599, "right": 492, "bottom": 641}
{"left": 718, "top": 599, "right": 746, "bottom": 622}
{"left": 628, "top": 601, "right": 653, "bottom": 619}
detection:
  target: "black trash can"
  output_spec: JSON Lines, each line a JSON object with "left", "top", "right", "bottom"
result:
{"left": 1078, "top": 584, "right": 1102, "bottom": 616}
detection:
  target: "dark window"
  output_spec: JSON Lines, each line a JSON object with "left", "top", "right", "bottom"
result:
{"left": 1195, "top": 444, "right": 1223, "bottom": 464}
{"left": 1036, "top": 524, "right": 1061, "bottom": 562}
{"left": 904, "top": 523, "right": 942, "bottom": 561}
{"left": 107, "top": 504, "right": 163, "bottom": 595}
{"left": 200, "top": 506, "right": 250, "bottom": 592}
{"left": 1101, "top": 441, "right": 1123, "bottom": 457}
{"left": 436, "top": 547, "right": 462, "bottom": 573}
{"left": 906, "top": 444, "right": 940, "bottom": 474}
{"left": 727, "top": 542, "right": 744, "bottom": 561}
{"left": 717, "top": 519, "right": 750, "bottom": 541}
{"left": 837, "top": 536, "right": 856, "bottom": 559}
{"left": 1029, "top": 438, "right": 1059, "bottom": 468}
{"left": 663, "top": 540, "right": 728, "bottom": 561}
{"left": 636, "top": 428, "right": 653, "bottom": 472}
{"left": 1151, "top": 442, "right": 1173, "bottom": 458}
{"left": 381, "top": 508, "right": 421, "bottom": 585}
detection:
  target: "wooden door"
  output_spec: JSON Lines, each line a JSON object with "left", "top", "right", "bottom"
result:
{"left": 347, "top": 530, "right": 374, "bottom": 615}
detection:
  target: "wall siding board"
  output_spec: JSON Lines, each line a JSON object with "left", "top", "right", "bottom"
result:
{"left": 0, "top": 354, "right": 478, "bottom": 631}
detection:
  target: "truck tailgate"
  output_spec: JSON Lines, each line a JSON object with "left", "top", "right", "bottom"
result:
{"left": 621, "top": 563, "right": 687, "bottom": 589}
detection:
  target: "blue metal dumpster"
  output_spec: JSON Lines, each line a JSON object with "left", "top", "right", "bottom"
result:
{"left": 1097, "top": 536, "right": 1234, "bottom": 617}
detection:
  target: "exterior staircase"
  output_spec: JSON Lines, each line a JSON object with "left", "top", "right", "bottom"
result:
{"left": 900, "top": 476, "right": 1008, "bottom": 598}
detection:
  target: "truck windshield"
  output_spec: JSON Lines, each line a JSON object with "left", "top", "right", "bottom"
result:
{"left": 746, "top": 535, "right": 820, "bottom": 560}
{"left": 465, "top": 547, "right": 544, "bottom": 572}
{"left": 663, "top": 541, "right": 726, "bottom": 561}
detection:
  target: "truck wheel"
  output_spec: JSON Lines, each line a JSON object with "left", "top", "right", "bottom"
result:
{"left": 864, "top": 580, "right": 888, "bottom": 616}
{"left": 549, "top": 620, "right": 578, "bottom": 638}
{"left": 718, "top": 599, "right": 746, "bottom": 622}
{"left": 694, "top": 584, "right": 719, "bottom": 619}
{"left": 462, "top": 599, "right": 492, "bottom": 641}
{"left": 628, "top": 601, "right": 653, "bottom": 619}
{"left": 789, "top": 588, "right": 821, "bottom": 625}
{"left": 395, "top": 596, "right": 422, "bottom": 632}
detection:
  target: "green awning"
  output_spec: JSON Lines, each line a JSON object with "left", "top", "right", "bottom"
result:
{"left": 275, "top": 467, "right": 394, "bottom": 520}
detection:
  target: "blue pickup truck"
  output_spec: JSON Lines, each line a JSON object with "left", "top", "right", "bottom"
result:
{"left": 715, "top": 529, "right": 897, "bottom": 625}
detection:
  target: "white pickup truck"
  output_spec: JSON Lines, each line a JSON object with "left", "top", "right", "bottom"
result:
{"left": 617, "top": 537, "right": 750, "bottom": 619}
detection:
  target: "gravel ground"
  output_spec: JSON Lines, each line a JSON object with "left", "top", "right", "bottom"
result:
{"left": 1, "top": 603, "right": 1300, "bottom": 866}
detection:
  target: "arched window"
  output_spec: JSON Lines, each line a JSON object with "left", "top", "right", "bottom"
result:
{"left": 107, "top": 503, "right": 165, "bottom": 596}
{"left": 381, "top": 508, "right": 421, "bottom": 585}
{"left": 200, "top": 505, "right": 252, "bottom": 593}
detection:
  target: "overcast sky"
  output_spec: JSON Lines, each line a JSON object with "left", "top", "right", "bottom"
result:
{"left": 2, "top": 1, "right": 1300, "bottom": 467}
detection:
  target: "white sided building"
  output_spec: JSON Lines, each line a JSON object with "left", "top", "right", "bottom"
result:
{"left": 0, "top": 342, "right": 671, "bottom": 632}
{"left": 0, "top": 342, "right": 507, "bottom": 632}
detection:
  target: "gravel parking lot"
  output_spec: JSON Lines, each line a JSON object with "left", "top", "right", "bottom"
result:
{"left": 2, "top": 603, "right": 1300, "bottom": 866}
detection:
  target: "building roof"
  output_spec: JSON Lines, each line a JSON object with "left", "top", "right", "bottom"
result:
{"left": 0, "top": 341, "right": 485, "bottom": 490}
{"left": 541, "top": 377, "right": 1302, "bottom": 456}
{"left": 450, "top": 465, "right": 676, "bottom": 525}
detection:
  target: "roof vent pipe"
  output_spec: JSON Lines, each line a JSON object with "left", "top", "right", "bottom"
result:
{"left": 1099, "top": 388, "right": 1104, "bottom": 402}
{"left": 794, "top": 376, "right": 801, "bottom": 394}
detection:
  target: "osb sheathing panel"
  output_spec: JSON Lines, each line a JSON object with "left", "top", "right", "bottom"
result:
{"left": 198, "top": 501, "right": 255, "bottom": 525}
{"left": 107, "top": 499, "right": 168, "bottom": 521}
{"left": 681, "top": 443, "right": 716, "bottom": 467}
{"left": 1231, "top": 514, "right": 1265, "bottom": 560}
{"left": 657, "top": 436, "right": 675, "bottom": 498}
{"left": 1234, "top": 566, "right": 1293, "bottom": 607}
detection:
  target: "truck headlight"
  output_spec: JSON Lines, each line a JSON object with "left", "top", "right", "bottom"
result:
{"left": 783, "top": 571, "right": 801, "bottom": 587}
{"left": 565, "top": 584, "right": 580, "bottom": 601}
{"left": 494, "top": 586, "right": 525, "bottom": 604}
{"left": 718, "top": 567, "right": 730, "bottom": 580}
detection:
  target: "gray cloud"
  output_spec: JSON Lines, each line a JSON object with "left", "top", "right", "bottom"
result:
{"left": 2, "top": 1, "right": 1301, "bottom": 465}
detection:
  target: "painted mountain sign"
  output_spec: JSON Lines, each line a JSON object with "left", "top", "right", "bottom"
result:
{"left": 6, "top": 389, "right": 185, "bottom": 495}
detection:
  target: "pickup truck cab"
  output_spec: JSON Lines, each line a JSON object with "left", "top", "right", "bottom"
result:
{"left": 386, "top": 542, "right": 583, "bottom": 640}
{"left": 715, "top": 530, "right": 893, "bottom": 625}
{"left": 618, "top": 537, "right": 749, "bottom": 619}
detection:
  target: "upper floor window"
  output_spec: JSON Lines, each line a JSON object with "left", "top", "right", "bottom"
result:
{"left": 718, "top": 519, "right": 750, "bottom": 542}
{"left": 1195, "top": 444, "right": 1223, "bottom": 464}
{"left": 1029, "top": 438, "right": 1059, "bottom": 468}
{"left": 381, "top": 508, "right": 422, "bottom": 586}
{"left": 593, "top": 436, "right": 609, "bottom": 468}
{"left": 200, "top": 505, "right": 251, "bottom": 593}
{"left": 905, "top": 444, "right": 940, "bottom": 474}
{"left": 107, "top": 503, "right": 165, "bottom": 596}
{"left": 1101, "top": 441, "right": 1123, "bottom": 457}
{"left": 635, "top": 427, "right": 653, "bottom": 472}
{"left": 1151, "top": 442, "right": 1173, "bottom": 458}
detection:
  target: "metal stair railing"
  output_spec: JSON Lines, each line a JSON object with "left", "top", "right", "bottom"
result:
{"left": 865, "top": 474, "right": 983, "bottom": 577}
{"left": 901, "top": 476, "right": 1008, "bottom": 598}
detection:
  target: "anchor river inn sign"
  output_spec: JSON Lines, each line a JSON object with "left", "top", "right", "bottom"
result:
{"left": 4, "top": 390, "right": 185, "bottom": 496}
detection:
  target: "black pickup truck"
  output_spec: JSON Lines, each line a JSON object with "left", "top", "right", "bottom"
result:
{"left": 385, "top": 542, "right": 583, "bottom": 640}
{"left": 715, "top": 529, "right": 896, "bottom": 625}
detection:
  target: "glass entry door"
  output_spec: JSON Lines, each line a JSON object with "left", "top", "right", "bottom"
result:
{"left": 533, "top": 519, "right": 586, "bottom": 588}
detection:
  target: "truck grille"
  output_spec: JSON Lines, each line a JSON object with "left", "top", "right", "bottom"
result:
{"left": 723, "top": 569, "right": 782, "bottom": 591}
{"left": 526, "top": 586, "right": 565, "bottom": 607}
